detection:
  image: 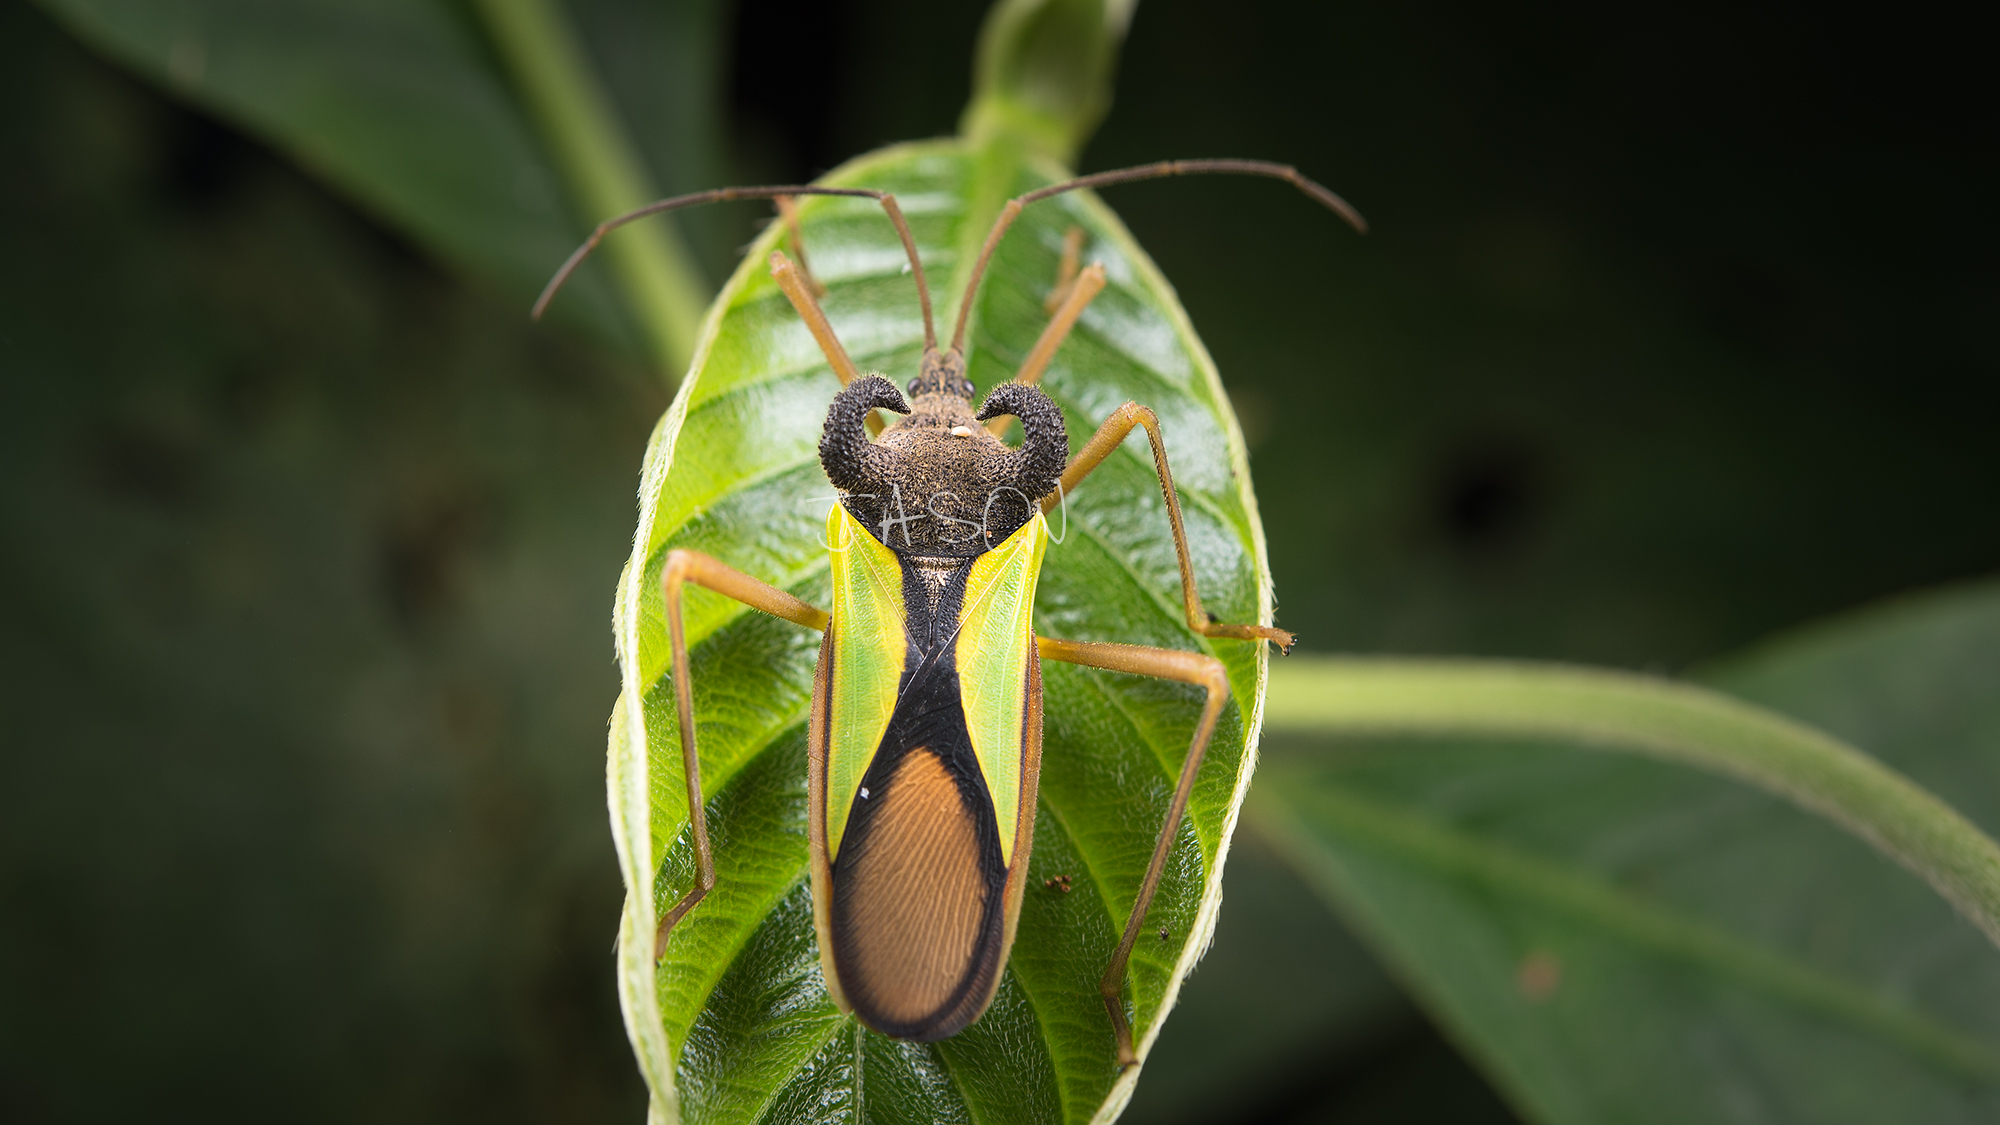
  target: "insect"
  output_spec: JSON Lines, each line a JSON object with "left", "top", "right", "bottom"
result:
{"left": 537, "top": 160, "right": 1362, "bottom": 1066}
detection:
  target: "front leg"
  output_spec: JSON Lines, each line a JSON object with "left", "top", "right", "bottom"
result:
{"left": 1045, "top": 404, "right": 1297, "bottom": 650}
{"left": 774, "top": 195, "right": 826, "bottom": 296}
{"left": 986, "top": 259, "right": 1109, "bottom": 437}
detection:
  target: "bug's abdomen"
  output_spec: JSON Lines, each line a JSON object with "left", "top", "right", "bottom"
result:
{"left": 806, "top": 502, "right": 1048, "bottom": 1041}
{"left": 829, "top": 745, "right": 1002, "bottom": 1039}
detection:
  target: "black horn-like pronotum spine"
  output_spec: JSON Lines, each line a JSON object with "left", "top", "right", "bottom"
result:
{"left": 975, "top": 382, "right": 1068, "bottom": 501}
{"left": 820, "top": 375, "right": 910, "bottom": 493}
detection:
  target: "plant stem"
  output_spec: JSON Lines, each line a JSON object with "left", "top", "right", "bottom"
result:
{"left": 473, "top": 0, "right": 708, "bottom": 379}
{"left": 961, "top": 0, "right": 1138, "bottom": 164}
{"left": 1263, "top": 656, "right": 2000, "bottom": 951}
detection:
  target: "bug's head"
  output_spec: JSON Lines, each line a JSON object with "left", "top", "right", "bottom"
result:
{"left": 905, "top": 346, "right": 975, "bottom": 401}
{"left": 819, "top": 353, "right": 1067, "bottom": 555}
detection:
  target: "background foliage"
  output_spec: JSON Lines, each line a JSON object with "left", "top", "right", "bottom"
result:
{"left": 3, "top": 0, "right": 1996, "bottom": 1121}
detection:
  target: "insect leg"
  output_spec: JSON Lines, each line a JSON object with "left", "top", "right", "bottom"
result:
{"left": 774, "top": 195, "right": 826, "bottom": 296}
{"left": 1042, "top": 226, "right": 1087, "bottom": 313}
{"left": 1034, "top": 635, "right": 1231, "bottom": 1068}
{"left": 1043, "top": 404, "right": 1297, "bottom": 650}
{"left": 655, "top": 549, "right": 830, "bottom": 958}
{"left": 770, "top": 250, "right": 885, "bottom": 436}
{"left": 985, "top": 261, "right": 1107, "bottom": 436}
{"left": 534, "top": 183, "right": 936, "bottom": 351}
{"left": 950, "top": 160, "right": 1363, "bottom": 354}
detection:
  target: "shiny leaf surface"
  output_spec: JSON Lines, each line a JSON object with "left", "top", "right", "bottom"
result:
{"left": 609, "top": 138, "right": 1280, "bottom": 1123}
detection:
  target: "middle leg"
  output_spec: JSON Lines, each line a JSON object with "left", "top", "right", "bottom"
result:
{"left": 1042, "top": 225, "right": 1088, "bottom": 313}
{"left": 986, "top": 260, "right": 1108, "bottom": 436}
{"left": 1045, "top": 405, "right": 1296, "bottom": 650}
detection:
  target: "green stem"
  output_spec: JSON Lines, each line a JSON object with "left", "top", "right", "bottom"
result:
{"left": 473, "top": 0, "right": 708, "bottom": 378}
{"left": 961, "top": 0, "right": 1138, "bottom": 164}
{"left": 1263, "top": 656, "right": 2000, "bottom": 950}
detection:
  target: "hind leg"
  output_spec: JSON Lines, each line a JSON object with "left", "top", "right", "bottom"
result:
{"left": 1034, "top": 636, "right": 1231, "bottom": 1067}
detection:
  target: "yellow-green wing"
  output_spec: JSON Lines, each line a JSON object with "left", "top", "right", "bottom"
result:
{"left": 953, "top": 511, "right": 1048, "bottom": 867}
{"left": 824, "top": 502, "right": 907, "bottom": 861}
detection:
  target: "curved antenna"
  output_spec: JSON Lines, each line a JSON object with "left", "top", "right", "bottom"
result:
{"left": 948, "top": 159, "right": 1367, "bottom": 354}
{"left": 533, "top": 185, "right": 936, "bottom": 350}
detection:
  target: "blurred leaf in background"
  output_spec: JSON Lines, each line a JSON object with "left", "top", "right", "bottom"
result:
{"left": 4, "top": 0, "right": 1997, "bottom": 1122}
{"left": 1135, "top": 586, "right": 2000, "bottom": 1122}
{"left": 34, "top": 0, "right": 731, "bottom": 369}
{"left": 0, "top": 1, "right": 663, "bottom": 1115}
{"left": 1244, "top": 582, "right": 2000, "bottom": 1123}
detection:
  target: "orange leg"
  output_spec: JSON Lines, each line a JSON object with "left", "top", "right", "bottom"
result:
{"left": 770, "top": 250, "right": 860, "bottom": 388}
{"left": 986, "top": 261, "right": 1108, "bottom": 436}
{"left": 1046, "top": 405, "right": 1296, "bottom": 650}
{"left": 1035, "top": 635, "right": 1232, "bottom": 1067}
{"left": 1042, "top": 225, "right": 1088, "bottom": 313}
{"left": 775, "top": 195, "right": 826, "bottom": 296}
{"left": 655, "top": 549, "right": 828, "bottom": 956}
{"left": 769, "top": 249, "right": 884, "bottom": 436}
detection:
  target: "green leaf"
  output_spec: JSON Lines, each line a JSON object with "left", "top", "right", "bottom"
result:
{"left": 1254, "top": 583, "right": 2000, "bottom": 1123}
{"left": 607, "top": 139, "right": 1280, "bottom": 1123}
{"left": 1117, "top": 830, "right": 1412, "bottom": 1123}
{"left": 32, "top": 0, "right": 715, "bottom": 371}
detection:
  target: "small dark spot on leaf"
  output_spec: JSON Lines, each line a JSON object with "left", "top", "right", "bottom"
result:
{"left": 1044, "top": 874, "right": 1071, "bottom": 893}
{"left": 1516, "top": 950, "right": 1562, "bottom": 1002}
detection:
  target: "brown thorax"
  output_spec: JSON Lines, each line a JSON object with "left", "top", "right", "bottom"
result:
{"left": 820, "top": 348, "right": 1067, "bottom": 557}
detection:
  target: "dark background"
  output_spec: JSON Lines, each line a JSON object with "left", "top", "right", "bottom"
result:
{"left": 3, "top": 0, "right": 1994, "bottom": 1121}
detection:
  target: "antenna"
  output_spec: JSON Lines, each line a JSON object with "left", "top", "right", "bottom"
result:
{"left": 948, "top": 160, "right": 1366, "bottom": 353}
{"left": 534, "top": 185, "right": 936, "bottom": 351}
